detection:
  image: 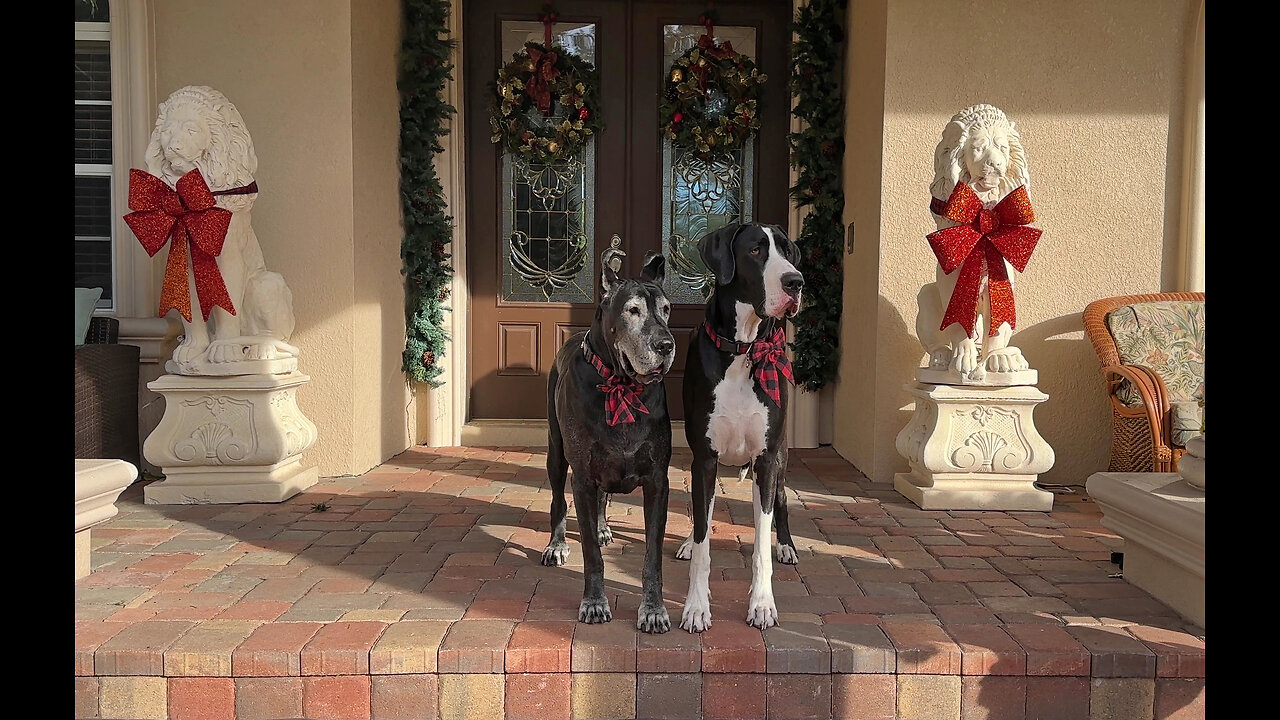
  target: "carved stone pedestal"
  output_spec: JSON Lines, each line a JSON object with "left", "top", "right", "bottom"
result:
{"left": 143, "top": 372, "right": 318, "bottom": 504}
{"left": 894, "top": 382, "right": 1055, "bottom": 511}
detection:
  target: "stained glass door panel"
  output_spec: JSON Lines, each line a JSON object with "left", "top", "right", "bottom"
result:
{"left": 500, "top": 22, "right": 597, "bottom": 304}
{"left": 660, "top": 25, "right": 757, "bottom": 305}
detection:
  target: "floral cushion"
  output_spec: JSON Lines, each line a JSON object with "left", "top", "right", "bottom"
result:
{"left": 1170, "top": 401, "right": 1203, "bottom": 447}
{"left": 1106, "top": 300, "right": 1205, "bottom": 445}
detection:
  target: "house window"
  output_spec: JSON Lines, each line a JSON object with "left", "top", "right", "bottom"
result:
{"left": 75, "top": 0, "right": 114, "bottom": 308}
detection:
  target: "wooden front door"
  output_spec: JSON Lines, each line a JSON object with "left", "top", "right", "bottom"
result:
{"left": 465, "top": 0, "right": 791, "bottom": 421}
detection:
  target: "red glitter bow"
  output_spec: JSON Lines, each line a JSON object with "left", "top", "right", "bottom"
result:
{"left": 927, "top": 183, "right": 1041, "bottom": 337}
{"left": 525, "top": 45, "right": 560, "bottom": 116}
{"left": 585, "top": 344, "right": 650, "bottom": 426}
{"left": 703, "top": 324, "right": 793, "bottom": 407}
{"left": 124, "top": 168, "right": 237, "bottom": 322}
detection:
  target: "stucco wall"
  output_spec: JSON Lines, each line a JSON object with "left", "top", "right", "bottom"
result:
{"left": 835, "top": 0, "right": 1194, "bottom": 484}
{"left": 353, "top": 0, "right": 414, "bottom": 470}
{"left": 153, "top": 1, "right": 409, "bottom": 476}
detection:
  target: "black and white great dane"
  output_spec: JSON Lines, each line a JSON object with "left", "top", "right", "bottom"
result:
{"left": 542, "top": 247, "right": 677, "bottom": 633}
{"left": 677, "top": 222, "right": 804, "bottom": 632}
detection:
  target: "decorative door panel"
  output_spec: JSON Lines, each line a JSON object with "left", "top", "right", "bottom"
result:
{"left": 467, "top": 0, "right": 791, "bottom": 421}
{"left": 500, "top": 21, "right": 597, "bottom": 304}
{"left": 661, "top": 24, "right": 757, "bottom": 305}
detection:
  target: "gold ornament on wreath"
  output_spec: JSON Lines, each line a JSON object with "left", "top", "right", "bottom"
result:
{"left": 659, "top": 10, "right": 766, "bottom": 159}
{"left": 489, "top": 3, "right": 605, "bottom": 163}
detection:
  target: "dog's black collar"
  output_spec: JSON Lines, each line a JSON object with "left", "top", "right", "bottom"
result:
{"left": 700, "top": 322, "right": 757, "bottom": 356}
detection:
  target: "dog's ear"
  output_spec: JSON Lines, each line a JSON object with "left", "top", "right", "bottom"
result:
{"left": 640, "top": 251, "right": 666, "bottom": 285}
{"left": 698, "top": 223, "right": 742, "bottom": 286}
{"left": 600, "top": 241, "right": 626, "bottom": 296}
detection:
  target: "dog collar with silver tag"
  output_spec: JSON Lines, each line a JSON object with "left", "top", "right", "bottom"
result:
{"left": 700, "top": 322, "right": 794, "bottom": 407}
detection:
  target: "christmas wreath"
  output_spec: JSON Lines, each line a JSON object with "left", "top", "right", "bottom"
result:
{"left": 490, "top": 39, "right": 604, "bottom": 163}
{"left": 659, "top": 15, "right": 766, "bottom": 158}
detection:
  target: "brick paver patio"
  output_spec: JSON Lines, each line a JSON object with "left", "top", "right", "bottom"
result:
{"left": 75, "top": 447, "right": 1206, "bottom": 719}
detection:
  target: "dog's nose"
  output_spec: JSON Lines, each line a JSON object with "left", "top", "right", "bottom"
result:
{"left": 781, "top": 272, "right": 804, "bottom": 297}
{"left": 652, "top": 338, "right": 675, "bottom": 355}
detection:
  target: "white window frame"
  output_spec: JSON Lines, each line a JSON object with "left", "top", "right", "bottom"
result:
{"left": 75, "top": 20, "right": 115, "bottom": 309}
{"left": 77, "top": 1, "right": 156, "bottom": 317}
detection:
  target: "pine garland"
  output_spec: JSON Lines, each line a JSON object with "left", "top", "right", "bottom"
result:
{"left": 788, "top": 0, "right": 846, "bottom": 392}
{"left": 399, "top": 0, "right": 457, "bottom": 386}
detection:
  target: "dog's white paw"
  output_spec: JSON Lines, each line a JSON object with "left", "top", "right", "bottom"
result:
{"left": 578, "top": 596, "right": 612, "bottom": 624}
{"left": 637, "top": 602, "right": 671, "bottom": 634}
{"left": 597, "top": 524, "right": 614, "bottom": 547}
{"left": 776, "top": 543, "right": 799, "bottom": 565}
{"left": 675, "top": 535, "right": 693, "bottom": 561}
{"left": 746, "top": 592, "right": 778, "bottom": 629}
{"left": 680, "top": 595, "right": 712, "bottom": 633}
{"left": 541, "top": 542, "right": 570, "bottom": 567}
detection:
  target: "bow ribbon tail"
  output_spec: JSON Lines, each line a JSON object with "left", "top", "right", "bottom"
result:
{"left": 939, "top": 242, "right": 987, "bottom": 337}
{"left": 776, "top": 354, "right": 795, "bottom": 385}
{"left": 158, "top": 227, "right": 194, "bottom": 323}
{"left": 984, "top": 242, "right": 1016, "bottom": 336}
{"left": 190, "top": 236, "right": 236, "bottom": 321}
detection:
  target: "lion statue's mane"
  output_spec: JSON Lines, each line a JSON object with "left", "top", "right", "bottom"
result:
{"left": 145, "top": 86, "right": 258, "bottom": 211}
{"left": 929, "top": 104, "right": 1030, "bottom": 204}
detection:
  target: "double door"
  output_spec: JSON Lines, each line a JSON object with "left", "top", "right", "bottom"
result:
{"left": 465, "top": 0, "right": 792, "bottom": 420}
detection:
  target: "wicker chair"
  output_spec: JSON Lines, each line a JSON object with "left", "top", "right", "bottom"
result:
{"left": 75, "top": 317, "right": 141, "bottom": 467}
{"left": 1083, "top": 292, "right": 1205, "bottom": 473}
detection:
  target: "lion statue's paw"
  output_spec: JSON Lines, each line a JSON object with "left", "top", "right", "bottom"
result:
{"left": 173, "top": 336, "right": 209, "bottom": 364}
{"left": 206, "top": 339, "right": 249, "bottom": 364}
{"left": 928, "top": 348, "right": 952, "bottom": 370}
{"left": 950, "top": 338, "right": 980, "bottom": 375}
{"left": 985, "top": 347, "right": 1029, "bottom": 373}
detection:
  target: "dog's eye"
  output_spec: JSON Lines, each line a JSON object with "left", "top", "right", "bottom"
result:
{"left": 750, "top": 246, "right": 762, "bottom": 256}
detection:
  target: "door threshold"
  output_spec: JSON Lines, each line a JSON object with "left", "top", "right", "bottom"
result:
{"left": 461, "top": 419, "right": 690, "bottom": 448}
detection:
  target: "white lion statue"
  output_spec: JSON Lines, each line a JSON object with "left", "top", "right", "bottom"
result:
{"left": 146, "top": 86, "right": 298, "bottom": 375}
{"left": 916, "top": 103, "right": 1034, "bottom": 381}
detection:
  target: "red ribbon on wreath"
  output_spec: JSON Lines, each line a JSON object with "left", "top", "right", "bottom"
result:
{"left": 124, "top": 168, "right": 242, "bottom": 322}
{"left": 927, "top": 182, "right": 1041, "bottom": 337}
{"left": 527, "top": 3, "right": 560, "bottom": 116}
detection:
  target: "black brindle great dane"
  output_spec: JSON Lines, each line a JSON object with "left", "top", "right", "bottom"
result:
{"left": 677, "top": 222, "right": 804, "bottom": 632}
{"left": 541, "top": 245, "right": 677, "bottom": 633}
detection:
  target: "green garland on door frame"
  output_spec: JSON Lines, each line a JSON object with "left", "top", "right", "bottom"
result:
{"left": 399, "top": 0, "right": 456, "bottom": 386}
{"left": 788, "top": 0, "right": 846, "bottom": 392}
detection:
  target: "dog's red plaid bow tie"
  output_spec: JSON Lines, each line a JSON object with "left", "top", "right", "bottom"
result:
{"left": 584, "top": 343, "right": 650, "bottom": 426}
{"left": 703, "top": 324, "right": 794, "bottom": 407}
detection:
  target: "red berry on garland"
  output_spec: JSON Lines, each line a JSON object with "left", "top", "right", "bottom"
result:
{"left": 578, "top": 107, "right": 590, "bottom": 121}
{"left": 673, "top": 112, "right": 684, "bottom": 123}
{"left": 423, "top": 351, "right": 436, "bottom": 367}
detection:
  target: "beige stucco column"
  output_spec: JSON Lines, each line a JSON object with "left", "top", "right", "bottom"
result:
{"left": 150, "top": 0, "right": 411, "bottom": 477}
{"left": 836, "top": 0, "right": 1198, "bottom": 485}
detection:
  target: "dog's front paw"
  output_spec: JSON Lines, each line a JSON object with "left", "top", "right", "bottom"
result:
{"left": 746, "top": 593, "right": 778, "bottom": 629}
{"left": 776, "top": 543, "right": 799, "bottom": 565}
{"left": 578, "top": 596, "right": 612, "bottom": 624}
{"left": 680, "top": 596, "right": 712, "bottom": 633}
{"left": 541, "top": 542, "right": 570, "bottom": 567}
{"left": 675, "top": 535, "right": 693, "bottom": 561}
{"left": 597, "top": 524, "right": 614, "bottom": 547}
{"left": 637, "top": 602, "right": 671, "bottom": 634}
